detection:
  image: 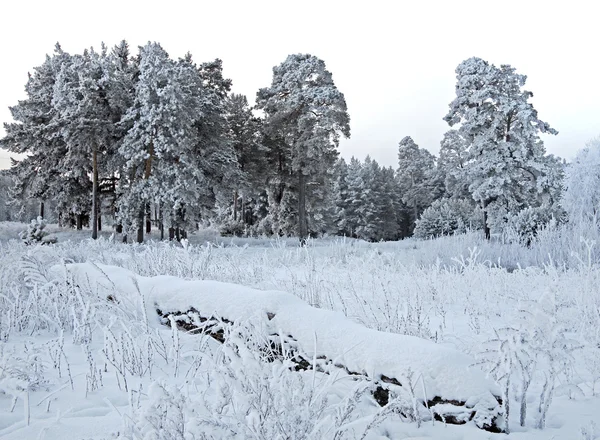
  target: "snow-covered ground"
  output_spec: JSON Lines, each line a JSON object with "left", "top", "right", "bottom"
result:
{"left": 1, "top": 224, "right": 600, "bottom": 439}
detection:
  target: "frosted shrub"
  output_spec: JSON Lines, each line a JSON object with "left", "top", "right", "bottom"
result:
{"left": 124, "top": 322, "right": 371, "bottom": 440}
{"left": 219, "top": 218, "right": 246, "bottom": 237}
{"left": 506, "top": 207, "right": 563, "bottom": 246}
{"left": 479, "top": 289, "right": 582, "bottom": 431}
{"left": 414, "top": 199, "right": 481, "bottom": 239}
{"left": 19, "top": 216, "right": 57, "bottom": 245}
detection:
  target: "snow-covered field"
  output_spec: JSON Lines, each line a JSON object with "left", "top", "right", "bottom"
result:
{"left": 1, "top": 224, "right": 600, "bottom": 439}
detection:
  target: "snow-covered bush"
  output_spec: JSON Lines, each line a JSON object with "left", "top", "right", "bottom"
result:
{"left": 478, "top": 289, "right": 581, "bottom": 431}
{"left": 505, "top": 207, "right": 563, "bottom": 246}
{"left": 219, "top": 217, "right": 246, "bottom": 237}
{"left": 19, "top": 216, "right": 57, "bottom": 245}
{"left": 563, "top": 137, "right": 600, "bottom": 225}
{"left": 414, "top": 199, "right": 481, "bottom": 239}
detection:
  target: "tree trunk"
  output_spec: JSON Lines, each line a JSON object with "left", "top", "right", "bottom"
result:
{"left": 98, "top": 212, "right": 102, "bottom": 231}
{"left": 116, "top": 223, "right": 123, "bottom": 234}
{"left": 233, "top": 190, "right": 238, "bottom": 221}
{"left": 169, "top": 227, "right": 175, "bottom": 241}
{"left": 146, "top": 204, "right": 151, "bottom": 234}
{"left": 159, "top": 207, "right": 164, "bottom": 241}
{"left": 483, "top": 201, "right": 491, "bottom": 240}
{"left": 298, "top": 173, "right": 308, "bottom": 245}
{"left": 175, "top": 227, "right": 181, "bottom": 242}
{"left": 92, "top": 147, "right": 99, "bottom": 240}
{"left": 39, "top": 201, "right": 45, "bottom": 219}
{"left": 136, "top": 208, "right": 144, "bottom": 243}
{"left": 137, "top": 142, "right": 154, "bottom": 244}
{"left": 241, "top": 195, "right": 245, "bottom": 224}
{"left": 76, "top": 214, "right": 82, "bottom": 230}
{"left": 122, "top": 233, "right": 128, "bottom": 243}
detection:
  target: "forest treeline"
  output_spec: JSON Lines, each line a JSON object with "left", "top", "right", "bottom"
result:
{"left": 0, "top": 41, "right": 581, "bottom": 243}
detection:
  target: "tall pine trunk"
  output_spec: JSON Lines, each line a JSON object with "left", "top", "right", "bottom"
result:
{"left": 159, "top": 207, "right": 164, "bottom": 240}
{"left": 145, "top": 204, "right": 152, "bottom": 234}
{"left": 39, "top": 201, "right": 44, "bottom": 219}
{"left": 92, "top": 146, "right": 99, "bottom": 240}
{"left": 137, "top": 143, "right": 154, "bottom": 244}
{"left": 298, "top": 173, "right": 308, "bottom": 245}
{"left": 233, "top": 190, "right": 238, "bottom": 221}
{"left": 136, "top": 208, "right": 144, "bottom": 243}
{"left": 483, "top": 200, "right": 491, "bottom": 240}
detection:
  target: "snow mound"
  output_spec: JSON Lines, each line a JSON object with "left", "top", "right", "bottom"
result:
{"left": 61, "top": 262, "right": 503, "bottom": 430}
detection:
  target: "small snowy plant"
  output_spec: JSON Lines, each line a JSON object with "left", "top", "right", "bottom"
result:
{"left": 414, "top": 199, "right": 482, "bottom": 239}
{"left": 19, "top": 217, "right": 57, "bottom": 245}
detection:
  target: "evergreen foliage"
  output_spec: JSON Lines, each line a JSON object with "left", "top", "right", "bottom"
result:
{"left": 0, "top": 47, "right": 572, "bottom": 244}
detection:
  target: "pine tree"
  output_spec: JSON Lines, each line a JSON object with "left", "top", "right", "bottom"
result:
{"left": 438, "top": 129, "right": 470, "bottom": 199}
{"left": 396, "top": 136, "right": 438, "bottom": 234}
{"left": 343, "top": 156, "right": 364, "bottom": 238}
{"left": 562, "top": 137, "right": 600, "bottom": 225}
{"left": 53, "top": 45, "right": 122, "bottom": 238}
{"left": 256, "top": 54, "right": 350, "bottom": 243}
{"left": 0, "top": 44, "right": 73, "bottom": 223}
{"left": 444, "top": 57, "right": 559, "bottom": 239}
{"left": 225, "top": 93, "right": 266, "bottom": 223}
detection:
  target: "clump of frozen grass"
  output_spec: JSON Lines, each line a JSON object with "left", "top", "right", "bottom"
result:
{"left": 123, "top": 322, "right": 374, "bottom": 440}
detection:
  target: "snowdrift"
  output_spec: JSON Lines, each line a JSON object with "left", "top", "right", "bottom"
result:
{"left": 62, "top": 262, "right": 504, "bottom": 432}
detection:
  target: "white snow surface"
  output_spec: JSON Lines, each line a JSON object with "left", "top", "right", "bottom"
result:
{"left": 63, "top": 262, "right": 501, "bottom": 404}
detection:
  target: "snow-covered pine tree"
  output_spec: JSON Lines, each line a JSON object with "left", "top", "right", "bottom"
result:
{"left": 562, "top": 137, "right": 600, "bottom": 225}
{"left": 342, "top": 156, "right": 364, "bottom": 238}
{"left": 0, "top": 44, "right": 73, "bottom": 223}
{"left": 256, "top": 54, "right": 350, "bottom": 244}
{"left": 52, "top": 45, "right": 123, "bottom": 239}
{"left": 438, "top": 129, "right": 471, "bottom": 200}
{"left": 444, "top": 57, "right": 560, "bottom": 239}
{"left": 333, "top": 158, "right": 351, "bottom": 236}
{"left": 118, "top": 42, "right": 174, "bottom": 242}
{"left": 379, "top": 165, "right": 404, "bottom": 241}
{"left": 178, "top": 56, "right": 239, "bottom": 236}
{"left": 225, "top": 93, "right": 267, "bottom": 225}
{"left": 396, "top": 136, "right": 438, "bottom": 235}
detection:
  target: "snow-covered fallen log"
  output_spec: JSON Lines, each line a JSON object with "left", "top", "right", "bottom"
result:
{"left": 62, "top": 262, "right": 504, "bottom": 432}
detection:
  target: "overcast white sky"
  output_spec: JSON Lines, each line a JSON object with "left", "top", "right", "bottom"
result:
{"left": 1, "top": 0, "right": 599, "bottom": 170}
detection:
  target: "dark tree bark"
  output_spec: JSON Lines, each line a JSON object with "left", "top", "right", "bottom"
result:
{"left": 483, "top": 200, "right": 491, "bottom": 240}
{"left": 39, "top": 201, "right": 45, "bottom": 219}
{"left": 136, "top": 208, "right": 144, "bottom": 243}
{"left": 159, "top": 208, "right": 164, "bottom": 241}
{"left": 92, "top": 146, "right": 99, "bottom": 240}
{"left": 146, "top": 204, "right": 152, "bottom": 234}
{"left": 298, "top": 173, "right": 308, "bottom": 245}
{"left": 233, "top": 190, "right": 238, "bottom": 221}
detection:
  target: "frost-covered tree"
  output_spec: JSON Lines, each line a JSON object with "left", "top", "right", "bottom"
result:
{"left": 414, "top": 199, "right": 482, "bottom": 239}
{"left": 0, "top": 44, "right": 73, "bottom": 222}
{"left": 256, "top": 54, "right": 350, "bottom": 243}
{"left": 118, "top": 44, "right": 236, "bottom": 242}
{"left": 562, "top": 137, "right": 600, "bottom": 225}
{"left": 53, "top": 45, "right": 122, "bottom": 239}
{"left": 396, "top": 136, "right": 439, "bottom": 234}
{"left": 225, "top": 93, "right": 267, "bottom": 223}
{"left": 334, "top": 157, "right": 403, "bottom": 241}
{"left": 438, "top": 129, "right": 470, "bottom": 199}
{"left": 341, "top": 156, "right": 364, "bottom": 238}
{"left": 444, "top": 57, "right": 560, "bottom": 239}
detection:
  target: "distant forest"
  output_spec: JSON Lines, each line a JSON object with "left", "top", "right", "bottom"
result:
{"left": 0, "top": 41, "right": 589, "bottom": 243}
